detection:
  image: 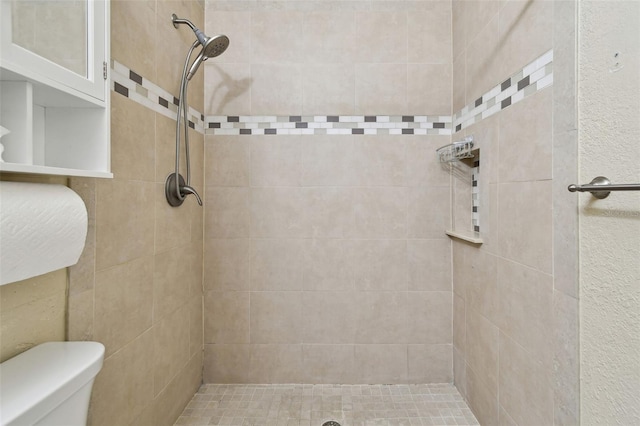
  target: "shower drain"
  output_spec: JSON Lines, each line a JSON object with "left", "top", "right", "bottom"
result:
{"left": 322, "top": 422, "right": 341, "bottom": 426}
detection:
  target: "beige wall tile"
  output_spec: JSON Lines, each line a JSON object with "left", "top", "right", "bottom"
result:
{"left": 95, "top": 179, "right": 155, "bottom": 271}
{"left": 250, "top": 292, "right": 302, "bottom": 344}
{"left": 466, "top": 308, "right": 499, "bottom": 395}
{"left": 453, "top": 293, "right": 465, "bottom": 352}
{"left": 302, "top": 239, "right": 355, "bottom": 292}
{"left": 305, "top": 187, "right": 355, "bottom": 239}
{"left": 452, "top": 51, "right": 466, "bottom": 113}
{"left": 497, "top": 258, "right": 554, "bottom": 371}
{"left": 407, "top": 186, "right": 450, "bottom": 239}
{"left": 248, "top": 344, "right": 303, "bottom": 383}
{"left": 189, "top": 295, "right": 203, "bottom": 358}
{"left": 251, "top": 11, "right": 305, "bottom": 63}
{"left": 302, "top": 11, "right": 357, "bottom": 63}
{"left": 464, "top": 0, "right": 503, "bottom": 49}
{"left": 111, "top": 0, "right": 156, "bottom": 82}
{"left": 452, "top": 0, "right": 466, "bottom": 61}
{"left": 355, "top": 64, "right": 407, "bottom": 114}
{"left": 0, "top": 270, "right": 67, "bottom": 362}
{"left": 205, "top": 11, "right": 252, "bottom": 64}
{"left": 465, "top": 249, "right": 499, "bottom": 324}
{"left": 352, "top": 239, "right": 407, "bottom": 292}
{"left": 407, "top": 64, "right": 452, "bottom": 115}
{"left": 354, "top": 292, "right": 407, "bottom": 344}
{"left": 204, "top": 187, "right": 250, "bottom": 238}
{"left": 497, "top": 181, "right": 552, "bottom": 274}
{"left": 301, "top": 136, "right": 356, "bottom": 187}
{"left": 204, "top": 344, "right": 250, "bottom": 383}
{"left": 204, "top": 63, "right": 252, "bottom": 116}
{"left": 204, "top": 291, "right": 250, "bottom": 343}
{"left": 301, "top": 292, "right": 357, "bottom": 344}
{"left": 466, "top": 365, "right": 499, "bottom": 426}
{"left": 453, "top": 345, "right": 467, "bottom": 398}
{"left": 356, "top": 11, "right": 407, "bottom": 63}
{"left": 251, "top": 239, "right": 304, "bottom": 291}
{"left": 499, "top": 332, "right": 553, "bottom": 426}
{"left": 354, "top": 344, "right": 407, "bottom": 384}
{"left": 204, "top": 238, "right": 251, "bottom": 292}
{"left": 408, "top": 2, "right": 452, "bottom": 64}
{"left": 68, "top": 178, "right": 97, "bottom": 295}
{"left": 89, "top": 330, "right": 154, "bottom": 426}
{"left": 553, "top": 290, "right": 579, "bottom": 426}
{"left": 405, "top": 136, "right": 452, "bottom": 188}
{"left": 204, "top": 137, "right": 250, "bottom": 186}
{"left": 250, "top": 187, "right": 306, "bottom": 238}
{"left": 251, "top": 64, "right": 302, "bottom": 115}
{"left": 154, "top": 243, "right": 199, "bottom": 321}
{"left": 351, "top": 187, "right": 407, "bottom": 239}
{"left": 302, "top": 64, "right": 355, "bottom": 115}
{"left": 68, "top": 288, "right": 94, "bottom": 342}
{"left": 498, "top": 0, "right": 553, "bottom": 78}
{"left": 154, "top": 183, "right": 192, "bottom": 254}
{"left": 153, "top": 303, "right": 190, "bottom": 397}
{"left": 466, "top": 15, "right": 501, "bottom": 104}
{"left": 302, "top": 344, "right": 356, "bottom": 384}
{"left": 351, "top": 136, "right": 406, "bottom": 186}
{"left": 499, "top": 89, "right": 552, "bottom": 183}
{"left": 408, "top": 239, "right": 452, "bottom": 292}
{"left": 155, "top": 113, "right": 186, "bottom": 184}
{"left": 407, "top": 344, "right": 453, "bottom": 384}
{"left": 94, "top": 257, "right": 154, "bottom": 357}
{"left": 110, "top": 93, "right": 156, "bottom": 181}
{"left": 251, "top": 137, "right": 302, "bottom": 187}
{"left": 407, "top": 292, "right": 452, "bottom": 344}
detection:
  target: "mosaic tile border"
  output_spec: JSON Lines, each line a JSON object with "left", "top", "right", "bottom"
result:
{"left": 454, "top": 49, "right": 553, "bottom": 133}
{"left": 472, "top": 158, "right": 480, "bottom": 233}
{"left": 110, "top": 60, "right": 206, "bottom": 133}
{"left": 205, "top": 115, "right": 452, "bottom": 136}
{"left": 110, "top": 49, "right": 553, "bottom": 137}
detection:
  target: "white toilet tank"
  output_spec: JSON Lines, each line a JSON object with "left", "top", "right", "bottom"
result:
{"left": 0, "top": 342, "right": 105, "bottom": 426}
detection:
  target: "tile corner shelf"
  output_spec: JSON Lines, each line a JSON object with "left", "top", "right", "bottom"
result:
{"left": 445, "top": 230, "right": 483, "bottom": 245}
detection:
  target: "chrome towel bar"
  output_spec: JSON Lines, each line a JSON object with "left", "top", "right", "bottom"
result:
{"left": 568, "top": 176, "right": 640, "bottom": 199}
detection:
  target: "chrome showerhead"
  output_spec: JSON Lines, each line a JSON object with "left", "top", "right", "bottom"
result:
{"left": 186, "top": 34, "right": 230, "bottom": 80}
{"left": 172, "top": 14, "right": 229, "bottom": 80}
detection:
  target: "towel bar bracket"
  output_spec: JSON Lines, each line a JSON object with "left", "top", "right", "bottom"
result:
{"left": 568, "top": 176, "right": 640, "bottom": 199}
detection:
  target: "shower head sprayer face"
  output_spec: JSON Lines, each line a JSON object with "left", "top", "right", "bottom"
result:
{"left": 186, "top": 34, "right": 230, "bottom": 80}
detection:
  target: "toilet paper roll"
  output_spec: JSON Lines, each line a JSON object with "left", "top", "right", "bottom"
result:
{"left": 0, "top": 181, "right": 88, "bottom": 285}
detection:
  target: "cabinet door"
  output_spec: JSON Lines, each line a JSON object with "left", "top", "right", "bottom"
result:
{"left": 0, "top": 0, "right": 107, "bottom": 104}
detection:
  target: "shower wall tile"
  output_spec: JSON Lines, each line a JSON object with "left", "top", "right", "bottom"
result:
{"left": 352, "top": 240, "right": 407, "bottom": 292}
{"left": 250, "top": 137, "right": 303, "bottom": 187}
{"left": 251, "top": 11, "right": 305, "bottom": 64}
{"left": 203, "top": 62, "right": 252, "bottom": 116}
{"left": 250, "top": 239, "right": 304, "bottom": 291}
{"left": 154, "top": 183, "right": 192, "bottom": 253}
{"left": 407, "top": 2, "right": 452, "bottom": 64}
{"left": 354, "top": 292, "right": 408, "bottom": 344}
{"left": 356, "top": 11, "right": 408, "bottom": 64}
{"left": 251, "top": 64, "right": 302, "bottom": 115}
{"left": 406, "top": 136, "right": 451, "bottom": 187}
{"left": 407, "top": 291, "right": 453, "bottom": 344}
{"left": 355, "top": 64, "right": 407, "bottom": 115}
{"left": 152, "top": 303, "right": 190, "bottom": 397}
{"left": 465, "top": 366, "right": 499, "bottom": 426}
{"left": 301, "top": 64, "right": 355, "bottom": 115}
{"left": 155, "top": 113, "right": 186, "bottom": 184}
{"left": 305, "top": 187, "right": 356, "bottom": 238}
{"left": 300, "top": 136, "right": 356, "bottom": 187}
{"left": 204, "top": 187, "right": 250, "bottom": 238}
{"left": 204, "top": 291, "right": 250, "bottom": 344}
{"left": 250, "top": 187, "right": 306, "bottom": 238}
{"left": 94, "top": 257, "right": 154, "bottom": 357}
{"left": 204, "top": 344, "right": 251, "bottom": 383}
{"left": 408, "top": 239, "right": 452, "bottom": 292}
{"left": 354, "top": 344, "right": 408, "bottom": 384}
{"left": 153, "top": 243, "right": 200, "bottom": 321}
{"left": 250, "top": 292, "right": 303, "bottom": 344}
{"left": 204, "top": 137, "right": 250, "bottom": 187}
{"left": 351, "top": 187, "right": 408, "bottom": 239}
{"left": 301, "top": 292, "right": 358, "bottom": 344}
{"left": 351, "top": 136, "right": 406, "bottom": 186}
{"left": 302, "top": 239, "right": 355, "bottom": 292}
{"left": 302, "top": 11, "right": 357, "bottom": 64}
{"left": 204, "top": 239, "right": 251, "bottom": 291}
{"left": 302, "top": 344, "right": 356, "bottom": 384}
{"left": 408, "top": 344, "right": 453, "bottom": 383}
{"left": 407, "top": 64, "right": 452, "bottom": 115}
{"left": 205, "top": 11, "right": 252, "bottom": 63}
{"left": 248, "top": 345, "right": 304, "bottom": 384}
{"left": 465, "top": 308, "right": 499, "bottom": 395}
{"left": 110, "top": 93, "right": 156, "bottom": 181}
{"left": 407, "top": 186, "right": 450, "bottom": 239}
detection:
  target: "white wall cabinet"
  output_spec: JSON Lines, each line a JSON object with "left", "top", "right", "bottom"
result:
{"left": 0, "top": 0, "right": 111, "bottom": 178}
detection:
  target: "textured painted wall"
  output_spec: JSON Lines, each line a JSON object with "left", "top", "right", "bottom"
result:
{"left": 578, "top": 1, "right": 640, "bottom": 424}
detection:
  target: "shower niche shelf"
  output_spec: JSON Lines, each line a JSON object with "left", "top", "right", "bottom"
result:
{"left": 0, "top": 0, "right": 111, "bottom": 178}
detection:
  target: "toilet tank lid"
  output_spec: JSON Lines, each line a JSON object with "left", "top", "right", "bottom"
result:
{"left": 0, "top": 342, "right": 105, "bottom": 425}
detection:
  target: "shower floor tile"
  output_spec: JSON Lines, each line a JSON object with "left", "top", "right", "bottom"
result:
{"left": 174, "top": 383, "right": 479, "bottom": 426}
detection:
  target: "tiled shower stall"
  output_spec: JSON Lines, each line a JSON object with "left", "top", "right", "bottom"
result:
{"left": 60, "top": 0, "right": 578, "bottom": 424}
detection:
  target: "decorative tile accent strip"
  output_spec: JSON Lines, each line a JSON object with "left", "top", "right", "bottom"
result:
{"left": 204, "top": 115, "right": 452, "bottom": 136}
{"left": 110, "top": 60, "right": 206, "bottom": 133}
{"left": 453, "top": 49, "right": 553, "bottom": 133}
{"left": 472, "top": 158, "right": 480, "bottom": 233}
